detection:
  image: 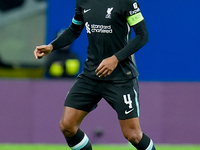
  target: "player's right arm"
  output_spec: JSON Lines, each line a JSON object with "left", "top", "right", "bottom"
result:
{"left": 34, "top": 44, "right": 53, "bottom": 59}
{"left": 50, "top": 1, "right": 85, "bottom": 51}
{"left": 34, "top": 1, "right": 84, "bottom": 59}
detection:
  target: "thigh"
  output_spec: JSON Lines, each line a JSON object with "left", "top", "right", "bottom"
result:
{"left": 119, "top": 117, "right": 141, "bottom": 131}
{"left": 60, "top": 106, "right": 88, "bottom": 128}
{"left": 65, "top": 74, "right": 102, "bottom": 112}
{"left": 103, "top": 78, "right": 140, "bottom": 120}
{"left": 60, "top": 106, "right": 89, "bottom": 137}
{"left": 119, "top": 117, "right": 143, "bottom": 143}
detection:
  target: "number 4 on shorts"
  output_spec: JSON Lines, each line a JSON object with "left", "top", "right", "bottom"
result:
{"left": 123, "top": 94, "right": 133, "bottom": 109}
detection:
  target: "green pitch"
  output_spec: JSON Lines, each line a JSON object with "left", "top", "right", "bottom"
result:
{"left": 0, "top": 144, "right": 200, "bottom": 150}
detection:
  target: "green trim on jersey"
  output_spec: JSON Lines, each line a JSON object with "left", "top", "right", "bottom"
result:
{"left": 127, "top": 12, "right": 144, "bottom": 26}
{"left": 72, "top": 18, "right": 83, "bottom": 25}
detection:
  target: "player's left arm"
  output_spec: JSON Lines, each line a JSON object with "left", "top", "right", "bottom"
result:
{"left": 96, "top": 1, "right": 148, "bottom": 77}
{"left": 114, "top": 1, "right": 148, "bottom": 62}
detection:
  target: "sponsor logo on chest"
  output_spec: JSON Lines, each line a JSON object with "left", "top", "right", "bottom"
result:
{"left": 85, "top": 22, "right": 113, "bottom": 34}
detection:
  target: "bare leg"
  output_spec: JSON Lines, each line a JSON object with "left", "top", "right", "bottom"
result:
{"left": 119, "top": 117, "right": 143, "bottom": 144}
{"left": 120, "top": 117, "right": 156, "bottom": 150}
{"left": 59, "top": 106, "right": 92, "bottom": 150}
{"left": 59, "top": 106, "right": 88, "bottom": 138}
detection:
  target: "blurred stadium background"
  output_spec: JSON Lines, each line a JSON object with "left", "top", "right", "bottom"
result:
{"left": 0, "top": 0, "right": 200, "bottom": 149}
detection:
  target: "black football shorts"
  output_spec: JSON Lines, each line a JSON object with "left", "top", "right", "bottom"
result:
{"left": 64, "top": 74, "right": 140, "bottom": 120}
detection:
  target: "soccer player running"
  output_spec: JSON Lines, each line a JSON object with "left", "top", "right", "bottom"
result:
{"left": 34, "top": 0, "right": 156, "bottom": 149}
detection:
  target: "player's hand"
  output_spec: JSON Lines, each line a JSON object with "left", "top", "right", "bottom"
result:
{"left": 95, "top": 55, "right": 119, "bottom": 77}
{"left": 33, "top": 44, "right": 53, "bottom": 59}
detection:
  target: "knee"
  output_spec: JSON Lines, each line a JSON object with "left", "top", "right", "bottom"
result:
{"left": 59, "top": 119, "right": 77, "bottom": 138}
{"left": 123, "top": 129, "right": 143, "bottom": 144}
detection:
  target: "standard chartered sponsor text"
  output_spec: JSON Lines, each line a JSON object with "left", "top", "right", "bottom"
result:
{"left": 91, "top": 24, "right": 113, "bottom": 33}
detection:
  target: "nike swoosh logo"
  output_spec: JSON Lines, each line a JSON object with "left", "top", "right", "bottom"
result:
{"left": 84, "top": 9, "right": 91, "bottom": 13}
{"left": 125, "top": 109, "right": 134, "bottom": 115}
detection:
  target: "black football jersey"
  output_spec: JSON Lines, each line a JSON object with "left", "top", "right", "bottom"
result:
{"left": 71, "top": 0, "right": 146, "bottom": 81}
